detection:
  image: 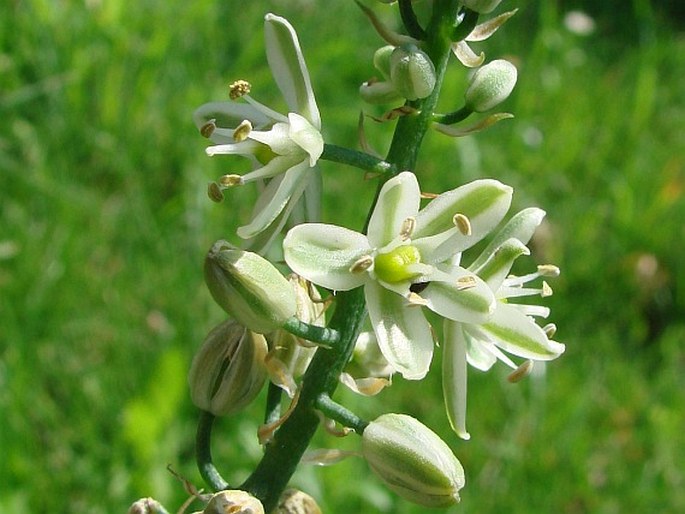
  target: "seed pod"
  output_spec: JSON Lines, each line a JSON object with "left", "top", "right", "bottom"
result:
{"left": 389, "top": 44, "right": 436, "bottom": 101}
{"left": 188, "top": 320, "right": 267, "bottom": 416}
{"left": 362, "top": 413, "right": 465, "bottom": 507}
{"left": 276, "top": 489, "right": 322, "bottom": 514}
{"left": 202, "top": 490, "right": 264, "bottom": 514}
{"left": 464, "top": 59, "right": 517, "bottom": 112}
{"left": 204, "top": 240, "right": 297, "bottom": 334}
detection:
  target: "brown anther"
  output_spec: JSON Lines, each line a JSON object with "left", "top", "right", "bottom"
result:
{"left": 349, "top": 255, "right": 373, "bottom": 274}
{"left": 453, "top": 213, "right": 472, "bottom": 236}
{"left": 200, "top": 119, "right": 216, "bottom": 138}
{"left": 399, "top": 217, "right": 416, "bottom": 240}
{"left": 229, "top": 79, "right": 251, "bottom": 100}
{"left": 233, "top": 119, "right": 253, "bottom": 142}
{"left": 207, "top": 182, "right": 225, "bottom": 203}
{"left": 219, "top": 174, "right": 243, "bottom": 187}
{"left": 507, "top": 360, "right": 534, "bottom": 383}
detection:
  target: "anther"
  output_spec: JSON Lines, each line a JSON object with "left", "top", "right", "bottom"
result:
{"left": 456, "top": 275, "right": 477, "bottom": 290}
{"left": 233, "top": 119, "right": 253, "bottom": 142}
{"left": 207, "top": 182, "right": 225, "bottom": 203}
{"left": 543, "top": 323, "right": 557, "bottom": 338}
{"left": 349, "top": 255, "right": 373, "bottom": 274}
{"left": 453, "top": 213, "right": 472, "bottom": 236}
{"left": 541, "top": 281, "right": 553, "bottom": 297}
{"left": 537, "top": 264, "right": 560, "bottom": 277}
{"left": 229, "top": 80, "right": 252, "bottom": 100}
{"left": 399, "top": 216, "right": 416, "bottom": 240}
{"left": 507, "top": 360, "right": 534, "bottom": 383}
{"left": 407, "top": 292, "right": 428, "bottom": 306}
{"left": 200, "top": 119, "right": 216, "bottom": 138}
{"left": 219, "top": 174, "right": 244, "bottom": 187}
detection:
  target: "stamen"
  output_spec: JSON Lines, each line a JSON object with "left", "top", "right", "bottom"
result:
{"left": 407, "top": 292, "right": 428, "bottom": 306}
{"left": 229, "top": 79, "right": 251, "bottom": 100}
{"left": 541, "top": 281, "right": 553, "bottom": 297}
{"left": 200, "top": 119, "right": 216, "bottom": 138}
{"left": 543, "top": 323, "right": 557, "bottom": 338}
{"left": 453, "top": 213, "right": 472, "bottom": 236}
{"left": 399, "top": 216, "right": 416, "bottom": 240}
{"left": 456, "top": 275, "right": 477, "bottom": 290}
{"left": 349, "top": 255, "right": 373, "bottom": 274}
{"left": 507, "top": 360, "right": 534, "bottom": 383}
{"left": 207, "top": 182, "right": 225, "bottom": 203}
{"left": 233, "top": 119, "right": 253, "bottom": 142}
{"left": 537, "top": 264, "right": 560, "bottom": 277}
{"left": 219, "top": 174, "right": 244, "bottom": 187}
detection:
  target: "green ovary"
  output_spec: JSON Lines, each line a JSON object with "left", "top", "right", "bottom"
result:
{"left": 374, "top": 245, "right": 422, "bottom": 283}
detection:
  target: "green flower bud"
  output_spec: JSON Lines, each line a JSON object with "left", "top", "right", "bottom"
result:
{"left": 373, "top": 45, "right": 395, "bottom": 81}
{"left": 359, "top": 80, "right": 403, "bottom": 105}
{"left": 389, "top": 44, "right": 436, "bottom": 101}
{"left": 464, "top": 59, "right": 517, "bottom": 112}
{"left": 362, "top": 413, "right": 465, "bottom": 507}
{"left": 202, "top": 490, "right": 264, "bottom": 514}
{"left": 188, "top": 319, "right": 268, "bottom": 416}
{"left": 204, "top": 240, "right": 297, "bottom": 334}
{"left": 461, "top": 0, "right": 503, "bottom": 14}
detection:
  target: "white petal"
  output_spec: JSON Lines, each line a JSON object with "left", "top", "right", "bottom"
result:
{"left": 421, "top": 267, "right": 496, "bottom": 323}
{"left": 470, "top": 238, "right": 530, "bottom": 291}
{"left": 480, "top": 303, "right": 565, "bottom": 360}
{"left": 469, "top": 207, "right": 545, "bottom": 270}
{"left": 288, "top": 112, "right": 324, "bottom": 166}
{"left": 238, "top": 160, "right": 311, "bottom": 239}
{"left": 249, "top": 122, "right": 297, "bottom": 156}
{"left": 206, "top": 139, "right": 263, "bottom": 157}
{"left": 366, "top": 281, "right": 433, "bottom": 380}
{"left": 264, "top": 14, "right": 321, "bottom": 128}
{"left": 442, "top": 321, "right": 471, "bottom": 440}
{"left": 464, "top": 330, "right": 498, "bottom": 371}
{"left": 283, "top": 223, "right": 371, "bottom": 291}
{"left": 193, "top": 101, "right": 273, "bottom": 133}
{"left": 239, "top": 154, "right": 301, "bottom": 184}
{"left": 367, "top": 171, "right": 421, "bottom": 248}
{"left": 413, "top": 179, "right": 513, "bottom": 263}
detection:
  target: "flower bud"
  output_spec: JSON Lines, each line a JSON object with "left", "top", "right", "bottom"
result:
{"left": 464, "top": 59, "right": 517, "bottom": 112}
{"left": 461, "top": 0, "right": 503, "bottom": 14}
{"left": 359, "top": 80, "right": 402, "bottom": 105}
{"left": 276, "top": 489, "right": 322, "bottom": 514}
{"left": 362, "top": 413, "right": 465, "bottom": 507}
{"left": 204, "top": 240, "right": 297, "bottom": 334}
{"left": 202, "top": 490, "right": 264, "bottom": 514}
{"left": 188, "top": 320, "right": 268, "bottom": 416}
{"left": 373, "top": 45, "right": 395, "bottom": 80}
{"left": 389, "top": 44, "right": 437, "bottom": 101}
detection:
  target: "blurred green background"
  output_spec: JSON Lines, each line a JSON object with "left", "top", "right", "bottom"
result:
{"left": 1, "top": 0, "right": 683, "bottom": 512}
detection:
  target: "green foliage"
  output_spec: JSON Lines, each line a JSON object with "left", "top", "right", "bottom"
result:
{"left": 1, "top": 1, "right": 683, "bottom": 513}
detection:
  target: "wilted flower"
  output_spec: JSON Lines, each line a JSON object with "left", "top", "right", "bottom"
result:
{"left": 284, "top": 171, "right": 514, "bottom": 379}
{"left": 362, "top": 413, "right": 465, "bottom": 507}
{"left": 442, "top": 208, "right": 565, "bottom": 439}
{"left": 201, "top": 490, "right": 265, "bottom": 514}
{"left": 194, "top": 14, "right": 323, "bottom": 251}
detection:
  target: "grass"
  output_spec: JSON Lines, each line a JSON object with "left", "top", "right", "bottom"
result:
{"left": 1, "top": 1, "right": 683, "bottom": 512}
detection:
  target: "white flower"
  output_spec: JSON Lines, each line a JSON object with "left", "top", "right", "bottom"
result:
{"left": 194, "top": 14, "right": 323, "bottom": 251}
{"left": 442, "top": 208, "right": 566, "bottom": 439}
{"left": 284, "top": 171, "right": 514, "bottom": 380}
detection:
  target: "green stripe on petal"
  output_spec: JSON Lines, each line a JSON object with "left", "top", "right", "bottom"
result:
{"left": 367, "top": 171, "right": 421, "bottom": 248}
{"left": 442, "top": 321, "right": 471, "bottom": 440}
{"left": 422, "top": 268, "right": 495, "bottom": 323}
{"left": 470, "top": 237, "right": 530, "bottom": 291}
{"left": 366, "top": 281, "right": 433, "bottom": 380}
{"left": 413, "top": 179, "right": 512, "bottom": 263}
{"left": 264, "top": 14, "right": 321, "bottom": 129}
{"left": 283, "top": 223, "right": 370, "bottom": 291}
{"left": 480, "top": 303, "right": 565, "bottom": 360}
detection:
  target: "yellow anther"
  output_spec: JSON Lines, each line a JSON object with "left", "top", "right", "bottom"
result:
{"left": 456, "top": 275, "right": 477, "bottom": 290}
{"left": 233, "top": 119, "right": 253, "bottom": 142}
{"left": 543, "top": 323, "right": 557, "bottom": 338}
{"left": 541, "top": 281, "right": 553, "bottom": 297}
{"left": 219, "top": 174, "right": 244, "bottom": 187}
{"left": 399, "top": 216, "right": 416, "bottom": 240}
{"left": 200, "top": 118, "right": 216, "bottom": 138}
{"left": 407, "top": 292, "right": 428, "bottom": 306}
{"left": 538, "top": 264, "right": 560, "bottom": 277}
{"left": 453, "top": 213, "right": 472, "bottom": 236}
{"left": 349, "top": 255, "right": 374, "bottom": 274}
{"left": 229, "top": 79, "right": 252, "bottom": 100}
{"left": 507, "top": 360, "right": 534, "bottom": 383}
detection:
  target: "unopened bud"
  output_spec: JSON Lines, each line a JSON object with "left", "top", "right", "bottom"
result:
{"left": 362, "top": 413, "right": 465, "bottom": 507}
{"left": 276, "top": 489, "right": 322, "bottom": 514}
{"left": 359, "top": 80, "right": 402, "bottom": 105}
{"left": 204, "top": 240, "right": 297, "bottom": 333}
{"left": 461, "top": 0, "right": 503, "bottom": 14}
{"left": 203, "top": 490, "right": 264, "bottom": 514}
{"left": 188, "top": 320, "right": 267, "bottom": 416}
{"left": 464, "top": 59, "right": 517, "bottom": 112}
{"left": 373, "top": 45, "right": 395, "bottom": 80}
{"left": 389, "top": 44, "right": 436, "bottom": 101}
